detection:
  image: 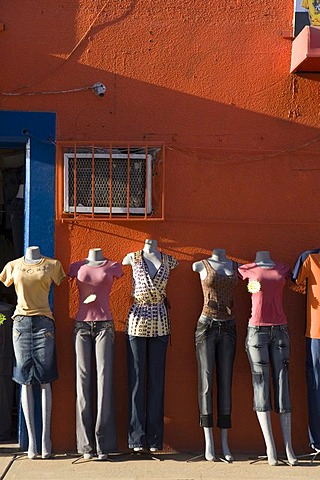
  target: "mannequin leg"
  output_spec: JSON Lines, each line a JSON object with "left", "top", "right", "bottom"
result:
{"left": 75, "top": 322, "right": 94, "bottom": 458}
{"left": 220, "top": 428, "right": 233, "bottom": 462}
{"left": 256, "top": 411, "right": 277, "bottom": 466}
{"left": 195, "top": 317, "right": 216, "bottom": 461}
{"left": 279, "top": 413, "right": 298, "bottom": 465}
{"left": 146, "top": 335, "right": 169, "bottom": 451}
{"left": 216, "top": 322, "right": 236, "bottom": 463}
{"left": 21, "top": 385, "right": 37, "bottom": 459}
{"left": 41, "top": 384, "right": 52, "bottom": 459}
{"left": 95, "top": 323, "right": 117, "bottom": 459}
{"left": 127, "top": 336, "right": 147, "bottom": 449}
{"left": 203, "top": 427, "right": 216, "bottom": 461}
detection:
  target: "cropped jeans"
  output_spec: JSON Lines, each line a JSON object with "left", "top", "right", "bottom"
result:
{"left": 126, "top": 334, "right": 169, "bottom": 450}
{"left": 245, "top": 325, "right": 291, "bottom": 413}
{"left": 305, "top": 337, "right": 320, "bottom": 449}
{"left": 195, "top": 316, "right": 237, "bottom": 429}
{"left": 74, "top": 321, "right": 117, "bottom": 455}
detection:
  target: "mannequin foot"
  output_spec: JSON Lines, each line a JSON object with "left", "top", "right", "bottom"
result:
{"left": 133, "top": 447, "right": 143, "bottom": 452}
{"left": 42, "top": 440, "right": 52, "bottom": 459}
{"left": 266, "top": 447, "right": 278, "bottom": 466}
{"left": 204, "top": 451, "right": 216, "bottom": 461}
{"left": 223, "top": 452, "right": 233, "bottom": 463}
{"left": 28, "top": 449, "right": 37, "bottom": 460}
{"left": 286, "top": 448, "right": 298, "bottom": 466}
{"left": 205, "top": 445, "right": 216, "bottom": 461}
{"left": 83, "top": 453, "right": 93, "bottom": 460}
{"left": 221, "top": 429, "right": 233, "bottom": 462}
{"left": 222, "top": 444, "right": 233, "bottom": 462}
{"left": 98, "top": 454, "right": 108, "bottom": 461}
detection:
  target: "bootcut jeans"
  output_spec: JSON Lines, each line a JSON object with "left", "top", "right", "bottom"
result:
{"left": 74, "top": 321, "right": 117, "bottom": 455}
{"left": 245, "top": 325, "right": 291, "bottom": 413}
{"left": 195, "top": 316, "right": 237, "bottom": 429}
{"left": 126, "top": 334, "right": 169, "bottom": 450}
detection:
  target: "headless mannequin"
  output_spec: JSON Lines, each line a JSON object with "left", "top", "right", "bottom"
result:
{"left": 22, "top": 246, "right": 52, "bottom": 459}
{"left": 122, "top": 239, "right": 163, "bottom": 452}
{"left": 253, "top": 251, "right": 297, "bottom": 466}
{"left": 122, "top": 239, "right": 161, "bottom": 279}
{"left": 73, "top": 248, "right": 115, "bottom": 460}
{"left": 192, "top": 248, "right": 234, "bottom": 462}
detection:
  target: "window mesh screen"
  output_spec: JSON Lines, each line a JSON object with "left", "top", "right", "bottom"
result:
{"left": 66, "top": 154, "right": 150, "bottom": 213}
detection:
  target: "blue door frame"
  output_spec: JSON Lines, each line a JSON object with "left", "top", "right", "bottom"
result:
{"left": 0, "top": 110, "right": 56, "bottom": 450}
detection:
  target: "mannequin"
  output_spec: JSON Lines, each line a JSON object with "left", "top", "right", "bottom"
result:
{"left": 86, "top": 247, "right": 105, "bottom": 266}
{"left": 10, "top": 183, "right": 25, "bottom": 257}
{"left": 122, "top": 239, "right": 178, "bottom": 452}
{"left": 69, "top": 248, "right": 123, "bottom": 460}
{"left": 192, "top": 248, "right": 237, "bottom": 462}
{"left": 0, "top": 246, "right": 66, "bottom": 459}
{"left": 239, "top": 251, "right": 297, "bottom": 466}
{"left": 293, "top": 249, "right": 320, "bottom": 453}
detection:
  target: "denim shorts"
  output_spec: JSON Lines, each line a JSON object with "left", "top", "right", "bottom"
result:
{"left": 12, "top": 315, "right": 58, "bottom": 385}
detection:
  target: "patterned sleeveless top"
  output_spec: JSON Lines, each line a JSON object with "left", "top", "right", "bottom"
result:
{"left": 200, "top": 259, "right": 238, "bottom": 320}
{"left": 126, "top": 250, "right": 178, "bottom": 337}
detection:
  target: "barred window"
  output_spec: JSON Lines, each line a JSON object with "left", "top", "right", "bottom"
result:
{"left": 56, "top": 143, "right": 165, "bottom": 221}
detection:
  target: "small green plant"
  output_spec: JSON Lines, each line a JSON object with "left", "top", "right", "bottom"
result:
{"left": 0, "top": 313, "right": 6, "bottom": 325}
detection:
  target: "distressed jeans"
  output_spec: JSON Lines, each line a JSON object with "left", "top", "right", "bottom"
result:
{"left": 126, "top": 334, "right": 169, "bottom": 450}
{"left": 195, "top": 316, "right": 236, "bottom": 429}
{"left": 74, "top": 321, "right": 117, "bottom": 455}
{"left": 245, "top": 325, "right": 291, "bottom": 413}
{"left": 306, "top": 337, "right": 320, "bottom": 449}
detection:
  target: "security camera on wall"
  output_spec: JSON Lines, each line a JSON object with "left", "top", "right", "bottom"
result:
{"left": 92, "top": 82, "right": 106, "bottom": 97}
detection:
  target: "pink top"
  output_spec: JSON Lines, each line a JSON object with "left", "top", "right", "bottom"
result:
{"left": 238, "top": 262, "right": 291, "bottom": 326}
{"left": 68, "top": 259, "right": 123, "bottom": 321}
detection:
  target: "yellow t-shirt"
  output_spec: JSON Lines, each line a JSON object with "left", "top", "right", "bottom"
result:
{"left": 0, "top": 256, "right": 66, "bottom": 319}
{"left": 296, "top": 253, "right": 320, "bottom": 339}
{"left": 302, "top": 0, "right": 320, "bottom": 26}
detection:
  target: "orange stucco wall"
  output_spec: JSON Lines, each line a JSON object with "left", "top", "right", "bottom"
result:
{"left": 2, "top": 0, "right": 320, "bottom": 455}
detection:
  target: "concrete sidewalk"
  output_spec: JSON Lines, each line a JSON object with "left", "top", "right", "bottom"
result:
{"left": 1, "top": 445, "right": 320, "bottom": 480}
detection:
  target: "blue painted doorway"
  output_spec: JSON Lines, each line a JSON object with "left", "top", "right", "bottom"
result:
{"left": 0, "top": 110, "right": 56, "bottom": 450}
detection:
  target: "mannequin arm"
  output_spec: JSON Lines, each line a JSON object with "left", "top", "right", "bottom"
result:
{"left": 122, "top": 253, "right": 134, "bottom": 266}
{"left": 192, "top": 261, "right": 204, "bottom": 273}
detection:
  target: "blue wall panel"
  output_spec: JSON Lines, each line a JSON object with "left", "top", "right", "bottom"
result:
{"left": 0, "top": 110, "right": 56, "bottom": 452}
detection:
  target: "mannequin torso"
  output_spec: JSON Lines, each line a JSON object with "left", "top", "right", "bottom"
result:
{"left": 123, "top": 239, "right": 162, "bottom": 279}
{"left": 192, "top": 248, "right": 235, "bottom": 280}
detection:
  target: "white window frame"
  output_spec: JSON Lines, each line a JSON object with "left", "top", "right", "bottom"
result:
{"left": 63, "top": 152, "right": 152, "bottom": 215}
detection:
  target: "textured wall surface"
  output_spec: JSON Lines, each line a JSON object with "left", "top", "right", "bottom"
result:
{"left": 1, "top": 0, "right": 320, "bottom": 454}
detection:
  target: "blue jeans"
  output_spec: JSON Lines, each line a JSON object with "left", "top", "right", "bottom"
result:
{"left": 245, "top": 325, "right": 291, "bottom": 413}
{"left": 195, "top": 316, "right": 236, "bottom": 428}
{"left": 12, "top": 315, "right": 58, "bottom": 385}
{"left": 126, "top": 334, "right": 169, "bottom": 449}
{"left": 306, "top": 337, "right": 320, "bottom": 449}
{"left": 74, "top": 321, "right": 117, "bottom": 454}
